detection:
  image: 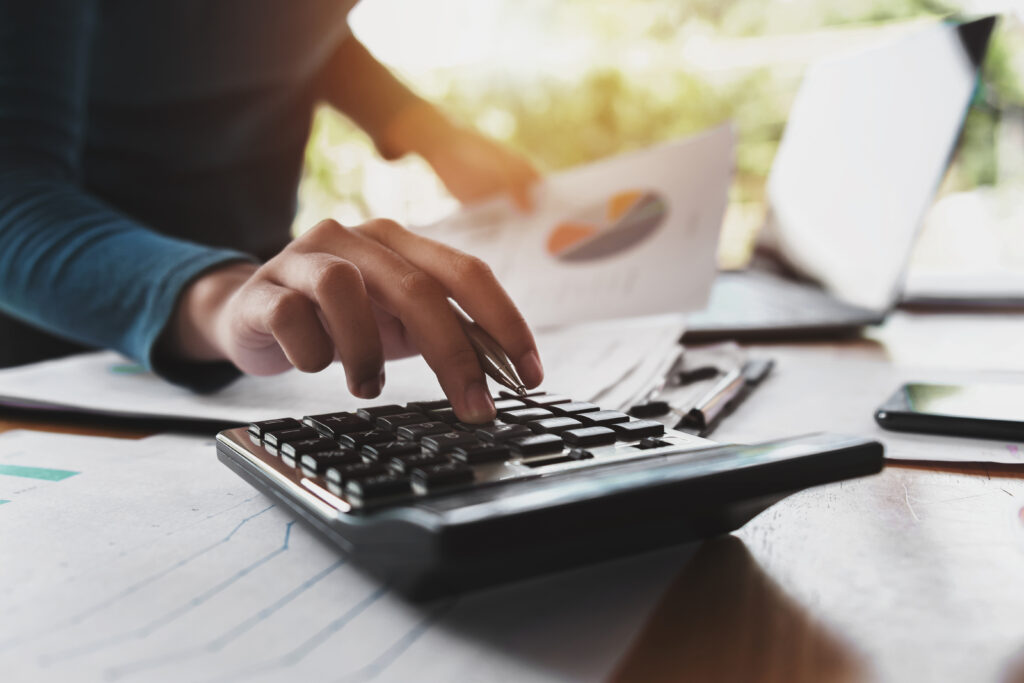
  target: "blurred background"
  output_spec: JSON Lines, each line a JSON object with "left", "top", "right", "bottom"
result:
{"left": 295, "top": 0, "right": 1024, "bottom": 273}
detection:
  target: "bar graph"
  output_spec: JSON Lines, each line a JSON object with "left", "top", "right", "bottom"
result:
{"left": 0, "top": 463, "right": 78, "bottom": 481}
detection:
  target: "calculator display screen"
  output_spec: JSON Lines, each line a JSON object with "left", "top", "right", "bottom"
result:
{"left": 901, "top": 383, "right": 1024, "bottom": 423}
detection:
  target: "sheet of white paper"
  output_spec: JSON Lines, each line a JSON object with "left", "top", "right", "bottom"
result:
{"left": 420, "top": 125, "right": 734, "bottom": 329}
{"left": 0, "top": 431, "right": 692, "bottom": 683}
{"left": 0, "top": 316, "right": 684, "bottom": 423}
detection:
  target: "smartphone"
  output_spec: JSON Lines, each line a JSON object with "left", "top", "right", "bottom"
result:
{"left": 875, "top": 383, "right": 1024, "bottom": 441}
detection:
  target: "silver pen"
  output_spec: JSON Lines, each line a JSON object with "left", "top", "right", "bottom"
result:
{"left": 451, "top": 304, "right": 528, "bottom": 397}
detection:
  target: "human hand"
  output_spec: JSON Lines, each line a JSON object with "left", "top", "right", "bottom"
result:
{"left": 423, "top": 126, "right": 540, "bottom": 211}
{"left": 384, "top": 104, "right": 540, "bottom": 211}
{"left": 169, "top": 219, "right": 544, "bottom": 422}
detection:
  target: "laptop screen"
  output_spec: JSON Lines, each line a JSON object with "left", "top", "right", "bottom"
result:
{"left": 764, "top": 17, "right": 994, "bottom": 312}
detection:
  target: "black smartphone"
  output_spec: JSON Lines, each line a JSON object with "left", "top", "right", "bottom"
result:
{"left": 875, "top": 383, "right": 1024, "bottom": 441}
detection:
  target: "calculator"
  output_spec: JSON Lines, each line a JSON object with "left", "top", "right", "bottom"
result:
{"left": 216, "top": 391, "right": 883, "bottom": 598}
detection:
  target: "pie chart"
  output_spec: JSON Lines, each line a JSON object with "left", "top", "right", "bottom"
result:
{"left": 546, "top": 190, "right": 667, "bottom": 262}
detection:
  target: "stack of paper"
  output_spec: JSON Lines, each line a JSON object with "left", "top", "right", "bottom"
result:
{"left": 0, "top": 314, "right": 685, "bottom": 425}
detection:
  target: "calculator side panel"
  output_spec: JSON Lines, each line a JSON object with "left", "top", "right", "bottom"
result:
{"left": 406, "top": 433, "right": 882, "bottom": 597}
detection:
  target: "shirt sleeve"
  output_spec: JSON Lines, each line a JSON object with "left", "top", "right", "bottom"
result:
{"left": 0, "top": 1, "right": 252, "bottom": 391}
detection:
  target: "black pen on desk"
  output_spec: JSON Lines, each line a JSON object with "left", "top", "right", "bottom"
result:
{"left": 451, "top": 304, "right": 528, "bottom": 397}
{"left": 677, "top": 358, "right": 774, "bottom": 437}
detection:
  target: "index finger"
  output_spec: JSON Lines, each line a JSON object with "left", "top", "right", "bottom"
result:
{"left": 358, "top": 220, "right": 543, "bottom": 389}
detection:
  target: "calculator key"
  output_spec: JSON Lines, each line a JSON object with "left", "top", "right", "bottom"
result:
{"left": 638, "top": 437, "right": 672, "bottom": 450}
{"left": 375, "top": 412, "right": 431, "bottom": 431}
{"left": 452, "top": 444, "right": 511, "bottom": 465}
{"left": 280, "top": 437, "right": 338, "bottom": 459}
{"left": 501, "top": 407, "right": 554, "bottom": 424}
{"left": 627, "top": 402, "right": 671, "bottom": 418}
{"left": 248, "top": 418, "right": 302, "bottom": 440}
{"left": 510, "top": 434, "right": 563, "bottom": 456}
{"left": 525, "top": 394, "right": 572, "bottom": 407}
{"left": 454, "top": 421, "right": 494, "bottom": 432}
{"left": 356, "top": 405, "right": 407, "bottom": 421}
{"left": 325, "top": 461, "right": 388, "bottom": 487}
{"left": 562, "top": 426, "right": 616, "bottom": 447}
{"left": 492, "top": 398, "right": 527, "bottom": 412}
{"left": 299, "top": 450, "right": 362, "bottom": 475}
{"left": 555, "top": 402, "right": 601, "bottom": 415}
{"left": 427, "top": 407, "right": 459, "bottom": 424}
{"left": 395, "top": 421, "right": 450, "bottom": 441}
{"left": 405, "top": 399, "right": 450, "bottom": 412}
{"left": 388, "top": 451, "right": 450, "bottom": 474}
{"left": 411, "top": 463, "right": 474, "bottom": 491}
{"left": 499, "top": 390, "right": 546, "bottom": 398}
{"left": 338, "top": 429, "right": 393, "bottom": 448}
{"left": 345, "top": 473, "right": 413, "bottom": 503}
{"left": 303, "top": 412, "right": 371, "bottom": 438}
{"left": 529, "top": 417, "right": 583, "bottom": 435}
{"left": 522, "top": 453, "right": 573, "bottom": 468}
{"left": 578, "top": 410, "right": 630, "bottom": 427}
{"left": 264, "top": 426, "right": 318, "bottom": 449}
{"left": 421, "top": 431, "right": 480, "bottom": 454}
{"left": 360, "top": 440, "right": 422, "bottom": 461}
{"left": 568, "top": 448, "right": 594, "bottom": 460}
{"left": 476, "top": 424, "right": 532, "bottom": 443}
{"left": 612, "top": 420, "right": 665, "bottom": 440}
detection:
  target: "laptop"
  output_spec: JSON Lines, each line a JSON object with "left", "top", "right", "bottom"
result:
{"left": 684, "top": 16, "right": 996, "bottom": 342}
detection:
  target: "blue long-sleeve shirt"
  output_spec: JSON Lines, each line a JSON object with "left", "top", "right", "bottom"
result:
{"left": 0, "top": 0, "right": 358, "bottom": 388}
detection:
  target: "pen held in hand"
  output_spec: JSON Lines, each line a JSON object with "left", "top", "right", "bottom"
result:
{"left": 451, "top": 303, "right": 528, "bottom": 397}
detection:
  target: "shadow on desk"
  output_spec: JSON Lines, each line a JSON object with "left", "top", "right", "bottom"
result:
{"left": 384, "top": 536, "right": 861, "bottom": 682}
{"left": 610, "top": 536, "right": 863, "bottom": 683}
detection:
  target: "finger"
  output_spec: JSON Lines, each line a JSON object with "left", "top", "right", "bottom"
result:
{"left": 510, "top": 180, "right": 534, "bottom": 212}
{"left": 510, "top": 157, "right": 541, "bottom": 212}
{"left": 515, "top": 157, "right": 541, "bottom": 183}
{"left": 358, "top": 219, "right": 543, "bottom": 388}
{"left": 237, "top": 280, "right": 335, "bottom": 375}
{"left": 373, "top": 306, "right": 418, "bottom": 360}
{"left": 326, "top": 227, "right": 497, "bottom": 422}
{"left": 263, "top": 244, "right": 384, "bottom": 398}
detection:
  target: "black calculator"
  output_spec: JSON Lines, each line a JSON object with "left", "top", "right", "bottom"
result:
{"left": 216, "top": 391, "right": 883, "bottom": 598}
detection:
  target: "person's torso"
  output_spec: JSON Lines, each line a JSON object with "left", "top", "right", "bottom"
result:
{"left": 84, "top": 0, "right": 356, "bottom": 258}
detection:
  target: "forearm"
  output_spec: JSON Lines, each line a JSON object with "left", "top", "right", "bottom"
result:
{"left": 0, "top": 171, "right": 253, "bottom": 383}
{"left": 320, "top": 34, "right": 456, "bottom": 159}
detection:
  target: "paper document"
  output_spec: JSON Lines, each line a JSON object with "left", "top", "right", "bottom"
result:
{"left": 0, "top": 315, "right": 684, "bottom": 424}
{"left": 0, "top": 430, "right": 691, "bottom": 682}
{"left": 421, "top": 125, "right": 734, "bottom": 328}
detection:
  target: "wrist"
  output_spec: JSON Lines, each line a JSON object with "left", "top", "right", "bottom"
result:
{"left": 379, "top": 101, "right": 459, "bottom": 160}
{"left": 170, "top": 261, "right": 257, "bottom": 361}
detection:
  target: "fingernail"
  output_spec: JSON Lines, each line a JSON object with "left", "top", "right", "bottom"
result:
{"left": 463, "top": 381, "right": 495, "bottom": 423}
{"left": 518, "top": 350, "right": 544, "bottom": 388}
{"left": 358, "top": 376, "right": 382, "bottom": 398}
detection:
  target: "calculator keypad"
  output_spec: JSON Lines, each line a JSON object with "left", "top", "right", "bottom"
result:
{"left": 240, "top": 391, "right": 706, "bottom": 509}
